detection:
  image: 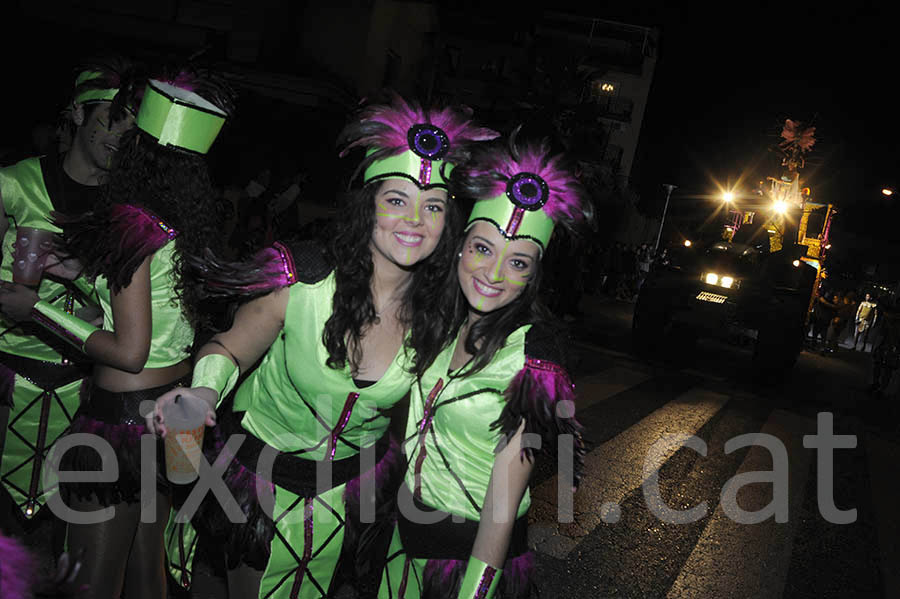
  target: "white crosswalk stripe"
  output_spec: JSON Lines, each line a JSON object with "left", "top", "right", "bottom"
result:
{"left": 529, "top": 387, "right": 729, "bottom": 559}
{"left": 576, "top": 365, "right": 655, "bottom": 410}
{"left": 667, "top": 409, "right": 816, "bottom": 599}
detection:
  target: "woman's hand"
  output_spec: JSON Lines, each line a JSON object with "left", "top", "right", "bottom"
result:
{"left": 0, "top": 281, "right": 40, "bottom": 321}
{"left": 43, "top": 251, "right": 84, "bottom": 281}
{"left": 146, "top": 386, "right": 218, "bottom": 437}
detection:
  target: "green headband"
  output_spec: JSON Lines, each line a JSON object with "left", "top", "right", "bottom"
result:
{"left": 363, "top": 148, "right": 452, "bottom": 189}
{"left": 466, "top": 176, "right": 555, "bottom": 252}
{"left": 73, "top": 70, "right": 119, "bottom": 105}
{"left": 136, "top": 80, "right": 226, "bottom": 154}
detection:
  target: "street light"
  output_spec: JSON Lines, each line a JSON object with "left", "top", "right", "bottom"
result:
{"left": 883, "top": 188, "right": 894, "bottom": 197}
{"left": 654, "top": 183, "right": 677, "bottom": 253}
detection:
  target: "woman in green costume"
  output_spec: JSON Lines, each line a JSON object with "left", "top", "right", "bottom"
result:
{"left": 0, "top": 67, "right": 234, "bottom": 598}
{"left": 147, "top": 93, "right": 497, "bottom": 598}
{"left": 377, "top": 135, "right": 589, "bottom": 599}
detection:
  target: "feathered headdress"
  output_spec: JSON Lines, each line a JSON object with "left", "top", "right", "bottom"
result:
{"left": 458, "top": 137, "right": 588, "bottom": 253}
{"left": 337, "top": 91, "right": 499, "bottom": 189}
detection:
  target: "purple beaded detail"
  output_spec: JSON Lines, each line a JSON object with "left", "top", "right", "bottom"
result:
{"left": 419, "top": 158, "right": 433, "bottom": 186}
{"left": 156, "top": 219, "right": 178, "bottom": 239}
{"left": 328, "top": 392, "right": 360, "bottom": 461}
{"left": 273, "top": 241, "right": 296, "bottom": 284}
{"left": 505, "top": 207, "right": 525, "bottom": 237}
{"left": 505, "top": 172, "right": 549, "bottom": 211}
{"left": 63, "top": 292, "right": 75, "bottom": 315}
{"left": 407, "top": 123, "right": 450, "bottom": 160}
{"left": 474, "top": 565, "right": 498, "bottom": 599}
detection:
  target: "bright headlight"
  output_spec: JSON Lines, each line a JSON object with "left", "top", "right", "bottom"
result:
{"left": 705, "top": 273, "right": 719, "bottom": 285}
{"left": 720, "top": 276, "right": 734, "bottom": 288}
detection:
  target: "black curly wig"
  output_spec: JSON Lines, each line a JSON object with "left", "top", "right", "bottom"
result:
{"left": 56, "top": 66, "right": 236, "bottom": 330}
{"left": 321, "top": 181, "right": 463, "bottom": 378}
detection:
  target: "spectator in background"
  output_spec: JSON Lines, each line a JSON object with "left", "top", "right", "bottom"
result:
{"left": 812, "top": 289, "right": 839, "bottom": 348}
{"left": 826, "top": 291, "right": 854, "bottom": 353}
{"left": 855, "top": 292, "right": 878, "bottom": 352}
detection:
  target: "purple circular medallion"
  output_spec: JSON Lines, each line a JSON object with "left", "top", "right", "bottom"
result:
{"left": 407, "top": 124, "right": 450, "bottom": 160}
{"left": 506, "top": 172, "right": 549, "bottom": 210}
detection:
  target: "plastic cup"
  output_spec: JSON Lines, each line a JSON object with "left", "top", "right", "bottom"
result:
{"left": 12, "top": 227, "right": 54, "bottom": 287}
{"left": 162, "top": 395, "right": 208, "bottom": 484}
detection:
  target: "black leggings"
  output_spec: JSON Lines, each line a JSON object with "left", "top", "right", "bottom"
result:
{"left": 62, "top": 377, "right": 189, "bottom": 599}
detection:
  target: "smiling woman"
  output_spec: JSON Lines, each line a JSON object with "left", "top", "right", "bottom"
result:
{"left": 376, "top": 135, "right": 593, "bottom": 599}
{"left": 148, "top": 92, "right": 498, "bottom": 599}
{"left": 371, "top": 179, "right": 447, "bottom": 269}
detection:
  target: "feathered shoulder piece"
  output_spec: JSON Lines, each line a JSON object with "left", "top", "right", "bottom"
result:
{"left": 54, "top": 204, "right": 178, "bottom": 293}
{"left": 188, "top": 238, "right": 333, "bottom": 302}
{"left": 336, "top": 91, "right": 499, "bottom": 189}
{"left": 491, "top": 322, "right": 585, "bottom": 487}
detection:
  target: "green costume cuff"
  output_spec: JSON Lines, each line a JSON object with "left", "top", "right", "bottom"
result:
{"left": 457, "top": 556, "right": 501, "bottom": 599}
{"left": 31, "top": 300, "right": 98, "bottom": 351}
{"left": 191, "top": 353, "right": 239, "bottom": 409}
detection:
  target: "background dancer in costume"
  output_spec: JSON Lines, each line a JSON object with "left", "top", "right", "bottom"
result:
{"left": 0, "top": 66, "right": 233, "bottom": 599}
{"left": 378, "top": 135, "right": 589, "bottom": 599}
{"left": 0, "top": 55, "right": 141, "bottom": 542}
{"left": 147, "top": 93, "right": 497, "bottom": 599}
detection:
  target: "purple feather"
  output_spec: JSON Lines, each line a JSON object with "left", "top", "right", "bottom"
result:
{"left": 0, "top": 533, "right": 35, "bottom": 599}
{"left": 201, "top": 241, "right": 296, "bottom": 297}
{"left": 474, "top": 142, "right": 585, "bottom": 223}
{"left": 492, "top": 357, "right": 586, "bottom": 488}
{"left": 339, "top": 91, "right": 499, "bottom": 158}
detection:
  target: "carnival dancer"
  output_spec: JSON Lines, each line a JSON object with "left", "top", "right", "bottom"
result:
{"left": 0, "top": 56, "right": 142, "bottom": 531}
{"left": 0, "top": 67, "right": 233, "bottom": 598}
{"left": 377, "top": 135, "right": 589, "bottom": 599}
{"left": 146, "top": 93, "right": 497, "bottom": 599}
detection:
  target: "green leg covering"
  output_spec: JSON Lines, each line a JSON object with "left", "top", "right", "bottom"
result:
{"left": 1, "top": 375, "right": 81, "bottom": 518}
{"left": 378, "top": 526, "right": 425, "bottom": 599}
{"left": 259, "top": 482, "right": 349, "bottom": 599}
{"left": 165, "top": 510, "right": 199, "bottom": 592}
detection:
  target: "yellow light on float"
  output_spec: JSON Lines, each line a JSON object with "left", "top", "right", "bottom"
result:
{"left": 684, "top": 239, "right": 692, "bottom": 247}
{"left": 705, "top": 273, "right": 719, "bottom": 285}
{"left": 793, "top": 259, "right": 801, "bottom": 267}
{"left": 773, "top": 200, "right": 788, "bottom": 214}
{"left": 720, "top": 276, "right": 734, "bottom": 288}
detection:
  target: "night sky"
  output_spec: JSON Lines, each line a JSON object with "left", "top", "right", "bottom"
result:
{"left": 590, "top": 4, "right": 900, "bottom": 248}
{"left": 3, "top": 3, "right": 898, "bottom": 257}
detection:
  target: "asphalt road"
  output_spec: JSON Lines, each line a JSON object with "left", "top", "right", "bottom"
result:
{"left": 526, "top": 293, "right": 898, "bottom": 598}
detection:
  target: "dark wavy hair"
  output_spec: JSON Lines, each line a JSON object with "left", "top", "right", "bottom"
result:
{"left": 321, "top": 181, "right": 463, "bottom": 377}
{"left": 57, "top": 67, "right": 236, "bottom": 330}
{"left": 448, "top": 131, "right": 594, "bottom": 375}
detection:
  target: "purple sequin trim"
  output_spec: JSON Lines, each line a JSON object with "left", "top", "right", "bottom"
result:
{"left": 273, "top": 241, "right": 296, "bottom": 285}
{"left": 419, "top": 158, "right": 433, "bottom": 186}
{"left": 474, "top": 564, "right": 498, "bottom": 599}
{"left": 505, "top": 207, "right": 525, "bottom": 237}
{"left": 414, "top": 378, "right": 443, "bottom": 499}
{"left": 31, "top": 308, "right": 85, "bottom": 350}
{"left": 289, "top": 498, "right": 315, "bottom": 598}
{"left": 328, "top": 392, "right": 360, "bottom": 461}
